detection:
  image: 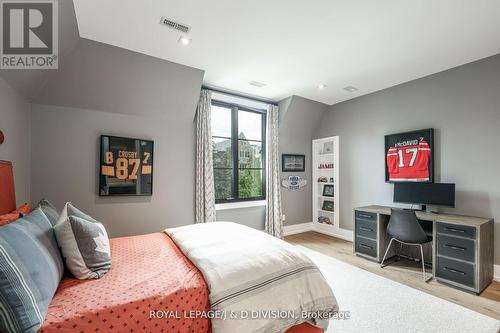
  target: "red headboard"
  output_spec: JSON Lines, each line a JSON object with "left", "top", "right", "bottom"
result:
{"left": 0, "top": 160, "right": 16, "bottom": 215}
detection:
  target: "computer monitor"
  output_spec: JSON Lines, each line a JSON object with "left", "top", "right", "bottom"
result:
{"left": 393, "top": 182, "right": 455, "bottom": 209}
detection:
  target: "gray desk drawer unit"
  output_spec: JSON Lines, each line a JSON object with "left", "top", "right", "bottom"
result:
{"left": 435, "top": 222, "right": 493, "bottom": 294}
{"left": 353, "top": 206, "right": 494, "bottom": 294}
{"left": 354, "top": 210, "right": 379, "bottom": 261}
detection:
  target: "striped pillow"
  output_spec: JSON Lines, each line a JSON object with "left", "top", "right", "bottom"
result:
{"left": 35, "top": 199, "right": 59, "bottom": 226}
{"left": 0, "top": 208, "right": 64, "bottom": 333}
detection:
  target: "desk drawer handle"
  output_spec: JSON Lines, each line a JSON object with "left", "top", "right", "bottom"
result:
{"left": 444, "top": 244, "right": 466, "bottom": 251}
{"left": 359, "top": 244, "right": 373, "bottom": 250}
{"left": 443, "top": 266, "right": 466, "bottom": 276}
{"left": 359, "top": 227, "right": 373, "bottom": 232}
{"left": 358, "top": 214, "right": 373, "bottom": 219}
{"left": 444, "top": 227, "right": 466, "bottom": 233}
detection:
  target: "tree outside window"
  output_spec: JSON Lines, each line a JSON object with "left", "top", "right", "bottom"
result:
{"left": 211, "top": 102, "right": 266, "bottom": 202}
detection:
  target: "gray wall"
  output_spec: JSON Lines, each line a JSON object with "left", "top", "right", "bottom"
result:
{"left": 7, "top": 34, "right": 327, "bottom": 235}
{"left": 217, "top": 206, "right": 265, "bottom": 230}
{"left": 0, "top": 78, "right": 31, "bottom": 205}
{"left": 279, "top": 96, "right": 328, "bottom": 226}
{"left": 315, "top": 54, "right": 500, "bottom": 265}
{"left": 30, "top": 104, "right": 197, "bottom": 238}
{"left": 28, "top": 39, "right": 204, "bottom": 238}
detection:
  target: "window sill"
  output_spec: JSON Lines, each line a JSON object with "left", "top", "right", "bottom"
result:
{"left": 215, "top": 200, "right": 267, "bottom": 211}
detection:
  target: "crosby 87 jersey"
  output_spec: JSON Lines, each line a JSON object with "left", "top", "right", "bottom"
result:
{"left": 386, "top": 138, "right": 431, "bottom": 182}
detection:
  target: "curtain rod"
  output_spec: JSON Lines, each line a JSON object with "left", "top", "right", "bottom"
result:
{"left": 202, "top": 85, "right": 278, "bottom": 106}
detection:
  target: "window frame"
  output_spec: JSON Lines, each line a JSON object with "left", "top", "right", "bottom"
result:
{"left": 211, "top": 99, "right": 267, "bottom": 203}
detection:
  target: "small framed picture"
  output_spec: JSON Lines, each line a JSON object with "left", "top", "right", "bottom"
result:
{"left": 322, "top": 141, "right": 333, "bottom": 154}
{"left": 322, "top": 184, "right": 334, "bottom": 197}
{"left": 322, "top": 200, "right": 334, "bottom": 212}
{"left": 282, "top": 154, "right": 305, "bottom": 172}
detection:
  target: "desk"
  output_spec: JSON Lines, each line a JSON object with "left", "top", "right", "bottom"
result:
{"left": 353, "top": 205, "right": 494, "bottom": 294}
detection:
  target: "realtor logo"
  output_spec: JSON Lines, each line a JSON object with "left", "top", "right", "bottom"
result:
{"left": 1, "top": 0, "right": 58, "bottom": 69}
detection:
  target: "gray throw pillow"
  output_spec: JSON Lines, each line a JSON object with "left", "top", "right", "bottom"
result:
{"left": 54, "top": 203, "right": 111, "bottom": 279}
{"left": 0, "top": 208, "right": 64, "bottom": 333}
{"left": 35, "top": 198, "right": 60, "bottom": 226}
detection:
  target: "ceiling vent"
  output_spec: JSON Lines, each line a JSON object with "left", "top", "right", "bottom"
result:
{"left": 249, "top": 81, "right": 266, "bottom": 88}
{"left": 160, "top": 17, "right": 190, "bottom": 33}
{"left": 344, "top": 86, "right": 358, "bottom": 92}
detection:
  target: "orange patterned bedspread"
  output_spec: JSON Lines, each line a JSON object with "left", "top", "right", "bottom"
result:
{"left": 40, "top": 233, "right": 211, "bottom": 333}
{"left": 40, "top": 232, "right": 322, "bottom": 333}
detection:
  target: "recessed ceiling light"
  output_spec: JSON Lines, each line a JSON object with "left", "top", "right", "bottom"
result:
{"left": 249, "top": 81, "right": 266, "bottom": 88}
{"left": 178, "top": 36, "right": 191, "bottom": 46}
{"left": 344, "top": 86, "right": 358, "bottom": 92}
{"left": 318, "top": 84, "right": 327, "bottom": 89}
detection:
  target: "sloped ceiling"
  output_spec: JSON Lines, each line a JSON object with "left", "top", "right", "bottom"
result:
{"left": 0, "top": 0, "right": 204, "bottom": 121}
{"left": 34, "top": 39, "right": 204, "bottom": 120}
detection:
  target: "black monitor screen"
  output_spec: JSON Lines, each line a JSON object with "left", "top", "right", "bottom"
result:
{"left": 394, "top": 183, "right": 455, "bottom": 207}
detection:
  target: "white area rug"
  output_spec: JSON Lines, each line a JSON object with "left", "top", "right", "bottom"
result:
{"left": 298, "top": 246, "right": 500, "bottom": 333}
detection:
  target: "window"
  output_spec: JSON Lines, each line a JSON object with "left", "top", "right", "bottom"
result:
{"left": 211, "top": 101, "right": 266, "bottom": 203}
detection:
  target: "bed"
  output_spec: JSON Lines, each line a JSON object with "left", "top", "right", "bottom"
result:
{"left": 40, "top": 233, "right": 211, "bottom": 333}
{"left": 39, "top": 233, "right": 324, "bottom": 333}
{"left": 0, "top": 160, "right": 335, "bottom": 333}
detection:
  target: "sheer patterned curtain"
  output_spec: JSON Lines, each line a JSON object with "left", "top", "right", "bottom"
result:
{"left": 195, "top": 90, "right": 216, "bottom": 223}
{"left": 265, "top": 104, "right": 283, "bottom": 238}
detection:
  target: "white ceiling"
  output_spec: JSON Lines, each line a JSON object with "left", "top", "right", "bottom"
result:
{"left": 73, "top": 0, "right": 500, "bottom": 105}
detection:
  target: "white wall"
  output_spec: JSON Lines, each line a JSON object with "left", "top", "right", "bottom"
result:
{"left": 315, "top": 54, "right": 500, "bottom": 265}
{"left": 0, "top": 78, "right": 31, "bottom": 205}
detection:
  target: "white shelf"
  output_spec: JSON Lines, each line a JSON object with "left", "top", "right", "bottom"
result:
{"left": 313, "top": 136, "right": 341, "bottom": 237}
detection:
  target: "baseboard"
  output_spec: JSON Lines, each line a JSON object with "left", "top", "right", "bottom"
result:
{"left": 283, "top": 222, "right": 314, "bottom": 236}
{"left": 312, "top": 223, "right": 354, "bottom": 242}
{"left": 283, "top": 221, "right": 353, "bottom": 242}
{"left": 494, "top": 264, "right": 500, "bottom": 282}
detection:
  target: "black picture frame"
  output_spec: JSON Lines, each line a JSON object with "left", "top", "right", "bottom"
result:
{"left": 384, "top": 128, "right": 434, "bottom": 183}
{"left": 322, "top": 200, "right": 334, "bottom": 212}
{"left": 99, "top": 135, "right": 154, "bottom": 196}
{"left": 322, "top": 184, "right": 334, "bottom": 197}
{"left": 282, "top": 154, "right": 305, "bottom": 172}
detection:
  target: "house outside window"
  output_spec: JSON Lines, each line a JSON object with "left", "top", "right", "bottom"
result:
{"left": 211, "top": 101, "right": 266, "bottom": 203}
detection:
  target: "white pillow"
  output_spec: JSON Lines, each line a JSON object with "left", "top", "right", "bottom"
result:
{"left": 54, "top": 202, "right": 111, "bottom": 279}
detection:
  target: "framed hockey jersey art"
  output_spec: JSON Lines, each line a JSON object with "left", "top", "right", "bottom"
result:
{"left": 385, "top": 129, "right": 434, "bottom": 183}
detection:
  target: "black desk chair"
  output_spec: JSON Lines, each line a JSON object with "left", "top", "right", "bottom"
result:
{"left": 380, "top": 208, "right": 432, "bottom": 282}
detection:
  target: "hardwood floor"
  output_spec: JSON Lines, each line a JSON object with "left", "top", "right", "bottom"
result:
{"left": 285, "top": 231, "right": 500, "bottom": 320}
